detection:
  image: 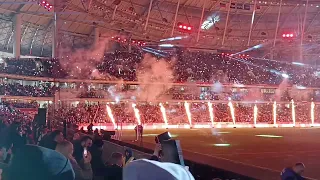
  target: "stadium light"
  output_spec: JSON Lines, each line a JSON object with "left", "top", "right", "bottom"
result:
{"left": 282, "top": 33, "right": 294, "bottom": 38}
{"left": 39, "top": 0, "right": 53, "bottom": 11}
{"left": 281, "top": 73, "right": 289, "bottom": 78}
{"left": 177, "top": 22, "right": 192, "bottom": 32}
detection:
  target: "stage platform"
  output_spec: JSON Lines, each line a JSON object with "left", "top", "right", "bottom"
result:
{"left": 120, "top": 128, "right": 320, "bottom": 180}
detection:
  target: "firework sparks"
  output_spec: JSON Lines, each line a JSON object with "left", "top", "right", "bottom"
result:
{"left": 184, "top": 102, "right": 192, "bottom": 126}
{"left": 207, "top": 102, "right": 214, "bottom": 126}
{"left": 106, "top": 105, "right": 116, "bottom": 129}
{"left": 273, "top": 101, "right": 277, "bottom": 126}
{"left": 159, "top": 103, "right": 168, "bottom": 128}
{"left": 311, "top": 102, "right": 315, "bottom": 125}
{"left": 291, "top": 100, "right": 296, "bottom": 126}
{"left": 228, "top": 101, "right": 236, "bottom": 125}
{"left": 254, "top": 104, "right": 258, "bottom": 126}
{"left": 132, "top": 103, "right": 141, "bottom": 125}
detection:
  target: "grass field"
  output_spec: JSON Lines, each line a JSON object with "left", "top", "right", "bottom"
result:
{"left": 120, "top": 127, "right": 320, "bottom": 180}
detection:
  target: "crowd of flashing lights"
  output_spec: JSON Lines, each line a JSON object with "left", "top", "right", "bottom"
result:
{"left": 0, "top": 50, "right": 319, "bottom": 87}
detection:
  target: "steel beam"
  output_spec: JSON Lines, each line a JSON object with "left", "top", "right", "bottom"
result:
{"left": 222, "top": 0, "right": 231, "bottom": 46}
{"left": 247, "top": 0, "right": 257, "bottom": 46}
{"left": 197, "top": 0, "right": 206, "bottom": 42}
{"left": 171, "top": 0, "right": 180, "bottom": 36}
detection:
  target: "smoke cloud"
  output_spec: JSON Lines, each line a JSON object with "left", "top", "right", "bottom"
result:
{"left": 135, "top": 54, "right": 174, "bottom": 102}
{"left": 58, "top": 37, "right": 113, "bottom": 79}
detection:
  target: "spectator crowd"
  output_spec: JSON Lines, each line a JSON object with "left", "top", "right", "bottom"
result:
{"left": 0, "top": 50, "right": 319, "bottom": 87}
{"left": 50, "top": 102, "right": 319, "bottom": 126}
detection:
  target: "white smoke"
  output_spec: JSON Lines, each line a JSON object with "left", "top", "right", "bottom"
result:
{"left": 135, "top": 54, "right": 174, "bottom": 102}
{"left": 58, "top": 37, "right": 114, "bottom": 79}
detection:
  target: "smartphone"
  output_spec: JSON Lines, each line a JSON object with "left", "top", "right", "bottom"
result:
{"left": 83, "top": 148, "right": 88, "bottom": 158}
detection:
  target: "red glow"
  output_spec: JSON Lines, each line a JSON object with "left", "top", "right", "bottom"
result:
{"left": 117, "top": 37, "right": 120, "bottom": 40}
{"left": 178, "top": 25, "right": 183, "bottom": 28}
{"left": 247, "top": 54, "right": 249, "bottom": 57}
{"left": 183, "top": 25, "right": 187, "bottom": 29}
{"left": 226, "top": 53, "right": 229, "bottom": 56}
{"left": 282, "top": 34, "right": 286, "bottom": 37}
{"left": 143, "top": 43, "right": 146, "bottom": 45}
{"left": 132, "top": 40, "right": 135, "bottom": 43}
{"left": 290, "top": 34, "right": 293, "bottom": 37}
{"left": 138, "top": 42, "right": 140, "bottom": 44}
{"left": 111, "top": 36, "right": 114, "bottom": 39}
{"left": 221, "top": 53, "right": 224, "bottom": 55}
{"left": 286, "top": 34, "right": 290, "bottom": 37}
{"left": 42, "top": 1, "right": 46, "bottom": 4}
{"left": 124, "top": 39, "right": 127, "bottom": 41}
{"left": 187, "top": 26, "right": 191, "bottom": 30}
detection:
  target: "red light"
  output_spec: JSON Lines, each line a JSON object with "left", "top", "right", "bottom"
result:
{"left": 49, "top": 5, "right": 52, "bottom": 8}
{"left": 124, "top": 39, "right": 127, "bottom": 41}
{"left": 286, "top": 34, "right": 290, "bottom": 37}
{"left": 143, "top": 43, "right": 146, "bottom": 45}
{"left": 290, "top": 34, "right": 293, "bottom": 37}
{"left": 183, "top": 25, "right": 187, "bottom": 29}
{"left": 282, "top": 34, "right": 286, "bottom": 37}
{"left": 111, "top": 36, "right": 114, "bottom": 39}
{"left": 221, "top": 53, "right": 224, "bottom": 55}
{"left": 132, "top": 40, "right": 135, "bottom": 43}
{"left": 138, "top": 42, "right": 140, "bottom": 44}
{"left": 117, "top": 37, "right": 120, "bottom": 40}
{"left": 42, "top": 1, "right": 46, "bottom": 4}
{"left": 179, "top": 25, "right": 183, "bottom": 28}
{"left": 187, "top": 26, "right": 191, "bottom": 30}
{"left": 246, "top": 55, "right": 249, "bottom": 57}
{"left": 226, "top": 53, "right": 229, "bottom": 56}
{"left": 46, "top": 3, "right": 49, "bottom": 6}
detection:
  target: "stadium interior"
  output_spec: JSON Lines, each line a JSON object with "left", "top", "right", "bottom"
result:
{"left": 1, "top": 0, "right": 320, "bottom": 180}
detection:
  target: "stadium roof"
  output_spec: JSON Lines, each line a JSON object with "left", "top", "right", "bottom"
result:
{"left": 0, "top": 0, "right": 319, "bottom": 63}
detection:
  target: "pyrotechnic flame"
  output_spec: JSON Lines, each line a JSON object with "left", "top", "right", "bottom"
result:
{"left": 291, "top": 100, "right": 296, "bottom": 126}
{"left": 106, "top": 105, "right": 116, "bottom": 129}
{"left": 207, "top": 102, "right": 214, "bottom": 126}
{"left": 184, "top": 102, "right": 192, "bottom": 126}
{"left": 159, "top": 103, "right": 168, "bottom": 128}
{"left": 132, "top": 103, "right": 141, "bottom": 125}
{"left": 254, "top": 104, "right": 258, "bottom": 126}
{"left": 228, "top": 101, "right": 236, "bottom": 125}
{"left": 311, "top": 102, "right": 315, "bottom": 125}
{"left": 273, "top": 101, "right": 277, "bottom": 126}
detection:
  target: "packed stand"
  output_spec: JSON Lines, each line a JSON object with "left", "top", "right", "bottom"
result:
{"left": 2, "top": 101, "right": 38, "bottom": 109}
{"left": 1, "top": 50, "right": 320, "bottom": 87}
{"left": 50, "top": 102, "right": 320, "bottom": 126}
{"left": 0, "top": 83, "right": 56, "bottom": 97}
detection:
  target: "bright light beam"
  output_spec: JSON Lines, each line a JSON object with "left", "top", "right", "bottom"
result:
{"left": 159, "top": 103, "right": 169, "bottom": 128}
{"left": 207, "top": 102, "right": 214, "bottom": 126}
{"left": 106, "top": 105, "right": 117, "bottom": 129}
{"left": 253, "top": 104, "right": 258, "bottom": 126}
{"left": 273, "top": 101, "right": 277, "bottom": 126}
{"left": 311, "top": 102, "right": 315, "bottom": 125}
{"left": 291, "top": 100, "right": 296, "bottom": 126}
{"left": 132, "top": 103, "right": 141, "bottom": 125}
{"left": 184, "top": 102, "right": 192, "bottom": 126}
{"left": 256, "top": 135, "right": 283, "bottom": 138}
{"left": 228, "top": 101, "right": 236, "bottom": 125}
